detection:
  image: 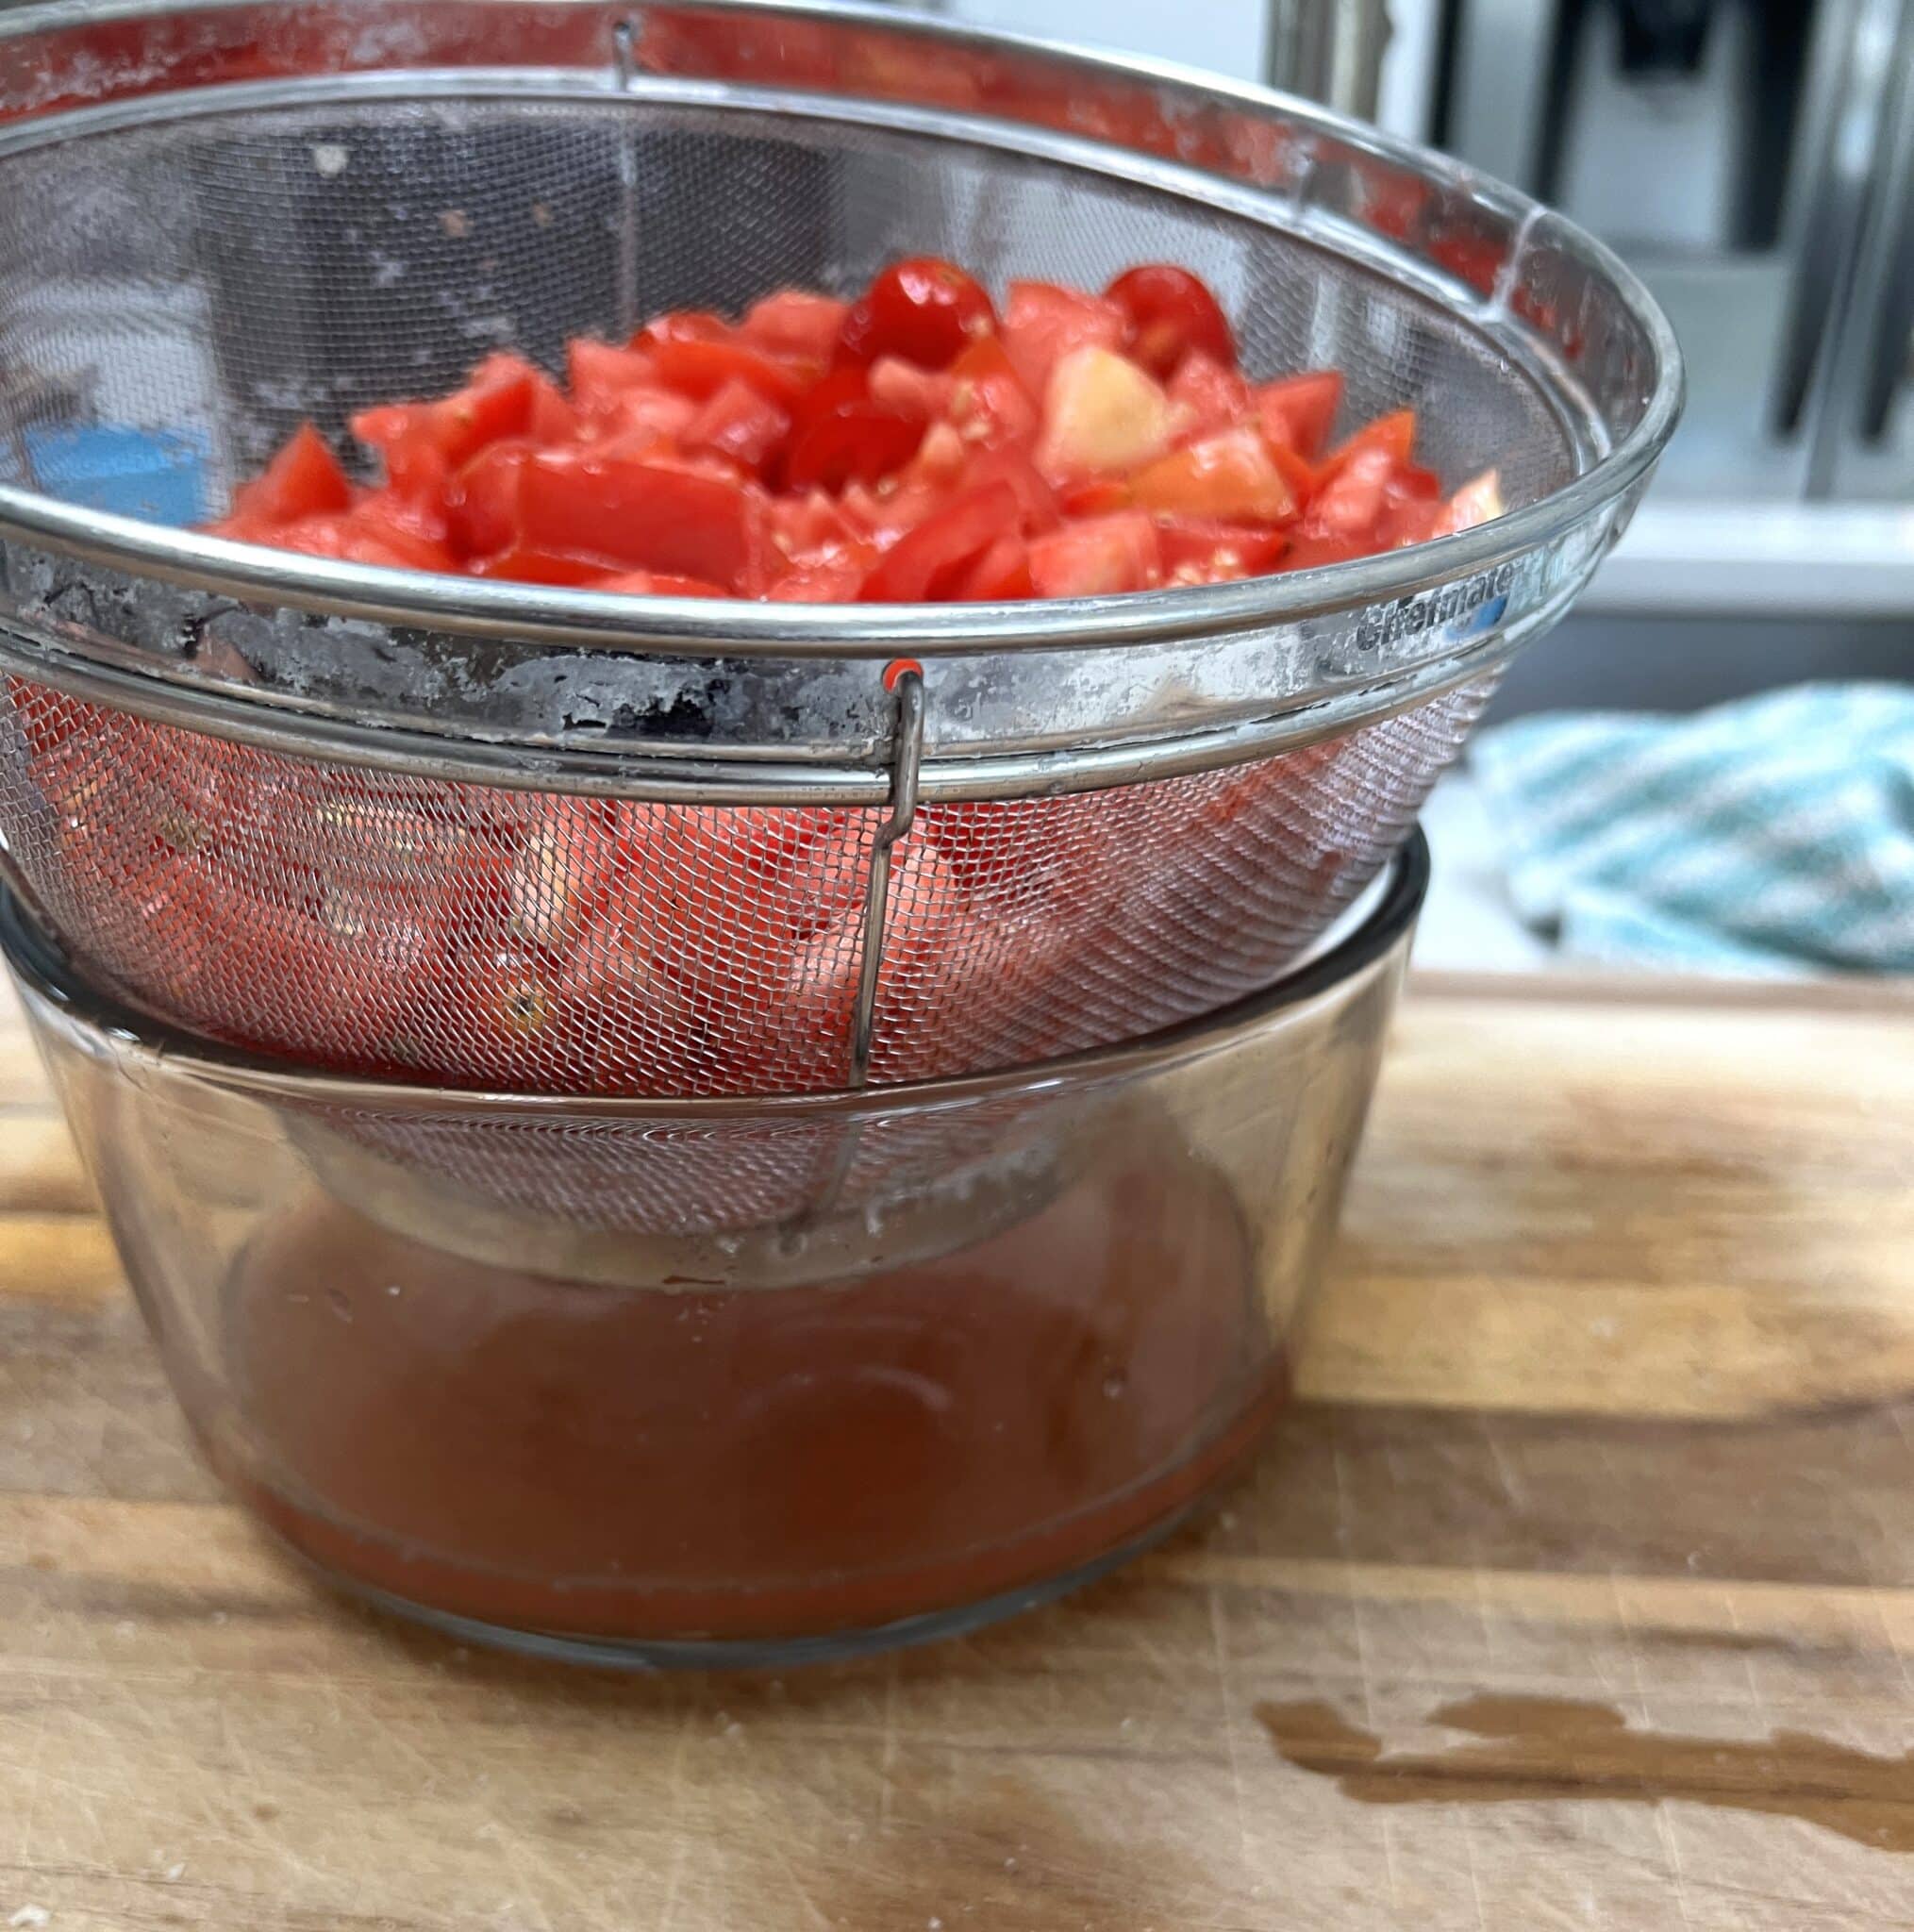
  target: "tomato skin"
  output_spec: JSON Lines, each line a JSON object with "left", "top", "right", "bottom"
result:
{"left": 1027, "top": 512, "right": 1161, "bottom": 597}
{"left": 469, "top": 546, "right": 612, "bottom": 586}
{"left": 835, "top": 257, "right": 997, "bottom": 371}
{"left": 649, "top": 335, "right": 812, "bottom": 408}
{"left": 783, "top": 370, "right": 924, "bottom": 492}
{"left": 961, "top": 445, "right": 1060, "bottom": 535}
{"left": 1156, "top": 517, "right": 1289, "bottom": 583}
{"left": 955, "top": 531, "right": 1033, "bottom": 600}
{"left": 1327, "top": 408, "right": 1417, "bottom": 470}
{"left": 590, "top": 570, "right": 728, "bottom": 597}
{"left": 946, "top": 334, "right": 1040, "bottom": 450}
{"left": 1255, "top": 371, "right": 1342, "bottom": 459}
{"left": 681, "top": 378, "right": 791, "bottom": 475}
{"left": 1131, "top": 427, "right": 1294, "bottom": 524}
{"left": 741, "top": 290, "right": 850, "bottom": 360}
{"left": 1106, "top": 264, "right": 1237, "bottom": 377}
{"left": 859, "top": 481, "right": 1018, "bottom": 602}
{"left": 1000, "top": 281, "right": 1127, "bottom": 396}
{"left": 1168, "top": 352, "right": 1252, "bottom": 440}
{"left": 447, "top": 441, "right": 532, "bottom": 558}
{"left": 517, "top": 450, "right": 770, "bottom": 592}
{"left": 227, "top": 423, "right": 352, "bottom": 525}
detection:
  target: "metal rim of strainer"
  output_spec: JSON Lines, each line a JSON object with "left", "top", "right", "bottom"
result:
{"left": 0, "top": 0, "right": 1684, "bottom": 683}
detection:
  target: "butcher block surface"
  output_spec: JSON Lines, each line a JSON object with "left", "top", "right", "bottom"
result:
{"left": 3, "top": 970, "right": 1914, "bottom": 1930}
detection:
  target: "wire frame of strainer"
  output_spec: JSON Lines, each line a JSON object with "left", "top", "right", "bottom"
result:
{"left": 0, "top": 0, "right": 1681, "bottom": 1099}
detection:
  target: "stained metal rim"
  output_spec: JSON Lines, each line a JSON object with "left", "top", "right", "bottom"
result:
{"left": 0, "top": 0, "right": 1684, "bottom": 662}
{"left": 0, "top": 826, "right": 1429, "bottom": 1118}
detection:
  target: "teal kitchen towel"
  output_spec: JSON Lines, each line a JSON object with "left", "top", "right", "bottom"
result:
{"left": 1470, "top": 683, "right": 1914, "bottom": 975}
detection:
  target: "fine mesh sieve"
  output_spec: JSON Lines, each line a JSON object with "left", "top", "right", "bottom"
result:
{"left": 0, "top": 0, "right": 1682, "bottom": 1098}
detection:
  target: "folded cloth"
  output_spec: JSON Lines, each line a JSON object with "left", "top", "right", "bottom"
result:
{"left": 1470, "top": 683, "right": 1914, "bottom": 975}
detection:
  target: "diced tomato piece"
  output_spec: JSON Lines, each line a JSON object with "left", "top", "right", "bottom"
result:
{"left": 630, "top": 308, "right": 732, "bottom": 350}
{"left": 1327, "top": 408, "right": 1417, "bottom": 470}
{"left": 1131, "top": 427, "right": 1294, "bottom": 524}
{"left": 469, "top": 546, "right": 615, "bottom": 586}
{"left": 866, "top": 356, "right": 956, "bottom": 423}
{"left": 518, "top": 450, "right": 770, "bottom": 592}
{"left": 567, "top": 339, "right": 662, "bottom": 408}
{"left": 836, "top": 257, "right": 996, "bottom": 371}
{"left": 1105, "top": 264, "right": 1237, "bottom": 376}
{"left": 1169, "top": 352, "right": 1253, "bottom": 440}
{"left": 681, "top": 378, "right": 791, "bottom": 474}
{"left": 1000, "top": 281, "right": 1127, "bottom": 396}
{"left": 962, "top": 445, "right": 1060, "bottom": 534}
{"left": 860, "top": 481, "right": 1017, "bottom": 602}
{"left": 1036, "top": 345, "right": 1174, "bottom": 481}
{"left": 1279, "top": 531, "right": 1370, "bottom": 572}
{"left": 1265, "top": 441, "right": 1323, "bottom": 509}
{"left": 956, "top": 531, "right": 1033, "bottom": 600}
{"left": 1156, "top": 517, "right": 1290, "bottom": 583}
{"left": 1255, "top": 371, "right": 1342, "bottom": 459}
{"left": 784, "top": 370, "right": 924, "bottom": 492}
{"left": 649, "top": 334, "right": 811, "bottom": 407}
{"left": 766, "top": 555, "right": 874, "bottom": 602}
{"left": 590, "top": 570, "right": 728, "bottom": 597}
{"left": 1427, "top": 469, "right": 1506, "bottom": 538}
{"left": 427, "top": 358, "right": 539, "bottom": 467}
{"left": 946, "top": 335, "right": 1040, "bottom": 450}
{"left": 447, "top": 441, "right": 531, "bottom": 558}
{"left": 261, "top": 511, "right": 427, "bottom": 570}
{"left": 227, "top": 423, "right": 352, "bottom": 525}
{"left": 768, "top": 487, "right": 861, "bottom": 561}
{"left": 1027, "top": 513, "right": 1162, "bottom": 597}
{"left": 741, "top": 290, "right": 851, "bottom": 360}
{"left": 344, "top": 495, "right": 458, "bottom": 572}
{"left": 1058, "top": 477, "right": 1134, "bottom": 517}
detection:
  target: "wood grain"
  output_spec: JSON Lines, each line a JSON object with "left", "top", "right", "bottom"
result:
{"left": 2, "top": 972, "right": 1913, "bottom": 1931}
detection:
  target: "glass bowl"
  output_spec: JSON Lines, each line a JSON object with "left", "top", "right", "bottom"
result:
{"left": 3, "top": 833, "right": 1426, "bottom": 1667}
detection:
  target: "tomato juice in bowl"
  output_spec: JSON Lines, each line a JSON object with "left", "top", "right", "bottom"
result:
{"left": 2, "top": 839, "right": 1424, "bottom": 1663}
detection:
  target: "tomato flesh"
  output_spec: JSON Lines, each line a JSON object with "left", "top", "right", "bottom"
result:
{"left": 210, "top": 258, "right": 1492, "bottom": 609}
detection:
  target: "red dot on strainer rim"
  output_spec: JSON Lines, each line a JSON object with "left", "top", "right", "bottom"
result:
{"left": 882, "top": 658, "right": 923, "bottom": 692}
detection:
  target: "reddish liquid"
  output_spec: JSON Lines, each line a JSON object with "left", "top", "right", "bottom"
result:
{"left": 222, "top": 1129, "right": 1282, "bottom": 1643}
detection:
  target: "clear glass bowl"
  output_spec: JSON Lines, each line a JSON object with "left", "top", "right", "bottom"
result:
{"left": 3, "top": 833, "right": 1425, "bottom": 1667}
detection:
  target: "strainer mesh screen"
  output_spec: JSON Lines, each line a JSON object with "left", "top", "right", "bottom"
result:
{"left": 0, "top": 675, "right": 1488, "bottom": 1093}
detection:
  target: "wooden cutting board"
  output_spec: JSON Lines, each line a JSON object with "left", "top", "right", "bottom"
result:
{"left": 3, "top": 970, "right": 1914, "bottom": 1932}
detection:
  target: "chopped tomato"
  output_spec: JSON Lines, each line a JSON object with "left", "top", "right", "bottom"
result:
{"left": 866, "top": 356, "right": 956, "bottom": 423}
{"left": 1255, "top": 371, "right": 1343, "bottom": 459}
{"left": 860, "top": 481, "right": 1017, "bottom": 602}
{"left": 567, "top": 338, "right": 658, "bottom": 404}
{"left": 946, "top": 335, "right": 1040, "bottom": 449}
{"left": 446, "top": 441, "right": 531, "bottom": 558}
{"left": 226, "top": 423, "right": 352, "bottom": 525}
{"left": 590, "top": 570, "right": 728, "bottom": 597}
{"left": 470, "top": 546, "right": 613, "bottom": 586}
{"left": 835, "top": 257, "right": 996, "bottom": 371}
{"left": 1327, "top": 408, "right": 1417, "bottom": 470}
{"left": 1168, "top": 352, "right": 1253, "bottom": 440}
{"left": 649, "top": 334, "right": 811, "bottom": 408}
{"left": 1037, "top": 345, "right": 1173, "bottom": 480}
{"left": 1000, "top": 280, "right": 1127, "bottom": 396}
{"left": 518, "top": 450, "right": 769, "bottom": 592}
{"left": 681, "top": 378, "right": 791, "bottom": 474}
{"left": 961, "top": 445, "right": 1060, "bottom": 534}
{"left": 956, "top": 531, "right": 1033, "bottom": 600}
{"left": 783, "top": 368, "right": 924, "bottom": 492}
{"left": 1156, "top": 518, "right": 1290, "bottom": 583}
{"left": 1105, "top": 264, "right": 1237, "bottom": 376}
{"left": 1131, "top": 427, "right": 1294, "bottom": 523}
{"left": 741, "top": 290, "right": 851, "bottom": 360}
{"left": 766, "top": 555, "right": 874, "bottom": 602}
{"left": 1027, "top": 513, "right": 1161, "bottom": 597}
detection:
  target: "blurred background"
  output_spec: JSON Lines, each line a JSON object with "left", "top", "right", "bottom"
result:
{"left": 901, "top": 0, "right": 1914, "bottom": 978}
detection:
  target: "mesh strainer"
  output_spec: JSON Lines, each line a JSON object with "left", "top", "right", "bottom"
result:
{"left": 0, "top": 0, "right": 1681, "bottom": 1096}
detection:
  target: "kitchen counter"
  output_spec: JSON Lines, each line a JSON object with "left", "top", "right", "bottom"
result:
{"left": 3, "top": 971, "right": 1913, "bottom": 1930}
